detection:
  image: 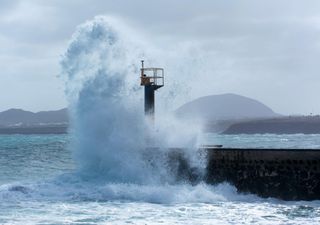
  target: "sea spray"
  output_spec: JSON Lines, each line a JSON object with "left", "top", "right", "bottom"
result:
{"left": 61, "top": 17, "right": 201, "bottom": 183}
{"left": 61, "top": 17, "right": 147, "bottom": 183}
{"left": 61, "top": 16, "right": 205, "bottom": 185}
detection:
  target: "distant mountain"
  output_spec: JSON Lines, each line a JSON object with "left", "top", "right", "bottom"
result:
{"left": 176, "top": 93, "right": 280, "bottom": 121}
{"left": 0, "top": 108, "right": 68, "bottom": 126}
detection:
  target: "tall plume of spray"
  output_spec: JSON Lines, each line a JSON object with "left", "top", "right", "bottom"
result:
{"left": 61, "top": 16, "right": 204, "bottom": 185}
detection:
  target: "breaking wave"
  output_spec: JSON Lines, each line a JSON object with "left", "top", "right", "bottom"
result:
{"left": 60, "top": 16, "right": 205, "bottom": 185}
{"left": 0, "top": 16, "right": 255, "bottom": 204}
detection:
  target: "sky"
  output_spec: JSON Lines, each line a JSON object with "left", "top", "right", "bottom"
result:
{"left": 1, "top": 0, "right": 320, "bottom": 115}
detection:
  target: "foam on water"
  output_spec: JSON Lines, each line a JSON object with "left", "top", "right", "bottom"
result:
{"left": 0, "top": 176, "right": 254, "bottom": 204}
{"left": 1, "top": 172, "right": 320, "bottom": 224}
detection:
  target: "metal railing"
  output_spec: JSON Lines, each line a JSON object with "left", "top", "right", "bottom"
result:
{"left": 140, "top": 67, "right": 164, "bottom": 86}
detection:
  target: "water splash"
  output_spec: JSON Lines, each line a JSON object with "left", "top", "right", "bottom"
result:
{"left": 61, "top": 16, "right": 203, "bottom": 184}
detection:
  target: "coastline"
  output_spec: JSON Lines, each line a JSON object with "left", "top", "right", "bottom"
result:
{"left": 0, "top": 125, "right": 68, "bottom": 134}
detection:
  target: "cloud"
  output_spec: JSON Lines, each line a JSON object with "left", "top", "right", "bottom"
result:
{"left": 0, "top": 0, "right": 320, "bottom": 114}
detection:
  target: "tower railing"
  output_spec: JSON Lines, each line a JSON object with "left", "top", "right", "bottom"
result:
{"left": 141, "top": 68, "right": 164, "bottom": 87}
{"left": 140, "top": 64, "right": 164, "bottom": 87}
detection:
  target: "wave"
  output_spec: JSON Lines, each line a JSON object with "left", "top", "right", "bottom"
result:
{"left": 60, "top": 15, "right": 205, "bottom": 186}
{"left": 0, "top": 173, "right": 260, "bottom": 204}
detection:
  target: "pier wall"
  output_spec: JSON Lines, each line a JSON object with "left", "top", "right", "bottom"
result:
{"left": 205, "top": 148, "right": 320, "bottom": 200}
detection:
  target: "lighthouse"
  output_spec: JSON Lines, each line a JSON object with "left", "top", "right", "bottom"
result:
{"left": 140, "top": 60, "right": 164, "bottom": 124}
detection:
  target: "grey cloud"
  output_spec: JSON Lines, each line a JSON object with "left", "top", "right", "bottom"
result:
{"left": 1, "top": 0, "right": 320, "bottom": 114}
{"left": 0, "top": 0, "right": 19, "bottom": 13}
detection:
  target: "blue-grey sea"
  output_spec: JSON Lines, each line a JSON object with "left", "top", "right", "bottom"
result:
{"left": 1, "top": 134, "right": 320, "bottom": 224}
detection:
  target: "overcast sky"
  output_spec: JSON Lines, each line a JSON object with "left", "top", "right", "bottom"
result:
{"left": 1, "top": 0, "right": 320, "bottom": 114}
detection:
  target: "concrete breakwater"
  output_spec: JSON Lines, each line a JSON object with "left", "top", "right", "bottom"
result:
{"left": 205, "top": 148, "right": 320, "bottom": 200}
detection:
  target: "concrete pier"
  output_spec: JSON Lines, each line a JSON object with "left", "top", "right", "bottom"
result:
{"left": 205, "top": 148, "right": 320, "bottom": 200}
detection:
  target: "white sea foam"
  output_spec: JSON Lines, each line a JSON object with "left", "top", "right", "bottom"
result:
{"left": 0, "top": 176, "right": 257, "bottom": 204}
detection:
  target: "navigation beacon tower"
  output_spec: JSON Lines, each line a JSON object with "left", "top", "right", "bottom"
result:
{"left": 140, "top": 60, "right": 164, "bottom": 124}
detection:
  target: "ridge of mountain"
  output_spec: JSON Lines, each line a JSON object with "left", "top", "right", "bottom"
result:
{"left": 176, "top": 93, "right": 280, "bottom": 121}
{"left": 0, "top": 108, "right": 68, "bottom": 126}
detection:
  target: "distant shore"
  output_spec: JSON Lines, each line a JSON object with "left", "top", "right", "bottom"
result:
{"left": 0, "top": 116, "right": 320, "bottom": 135}
{"left": 222, "top": 116, "right": 320, "bottom": 134}
{"left": 0, "top": 125, "right": 68, "bottom": 134}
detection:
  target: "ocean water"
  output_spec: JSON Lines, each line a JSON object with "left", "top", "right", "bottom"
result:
{"left": 0, "top": 134, "right": 320, "bottom": 225}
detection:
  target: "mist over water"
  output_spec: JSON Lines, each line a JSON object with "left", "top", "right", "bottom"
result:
{"left": 61, "top": 16, "right": 204, "bottom": 186}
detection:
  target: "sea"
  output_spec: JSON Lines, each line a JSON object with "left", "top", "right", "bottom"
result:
{"left": 1, "top": 133, "right": 320, "bottom": 225}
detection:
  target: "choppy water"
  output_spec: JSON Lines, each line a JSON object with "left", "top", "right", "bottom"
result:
{"left": 1, "top": 134, "right": 320, "bottom": 225}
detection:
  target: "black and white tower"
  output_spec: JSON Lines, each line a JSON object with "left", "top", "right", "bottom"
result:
{"left": 140, "top": 60, "right": 164, "bottom": 124}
